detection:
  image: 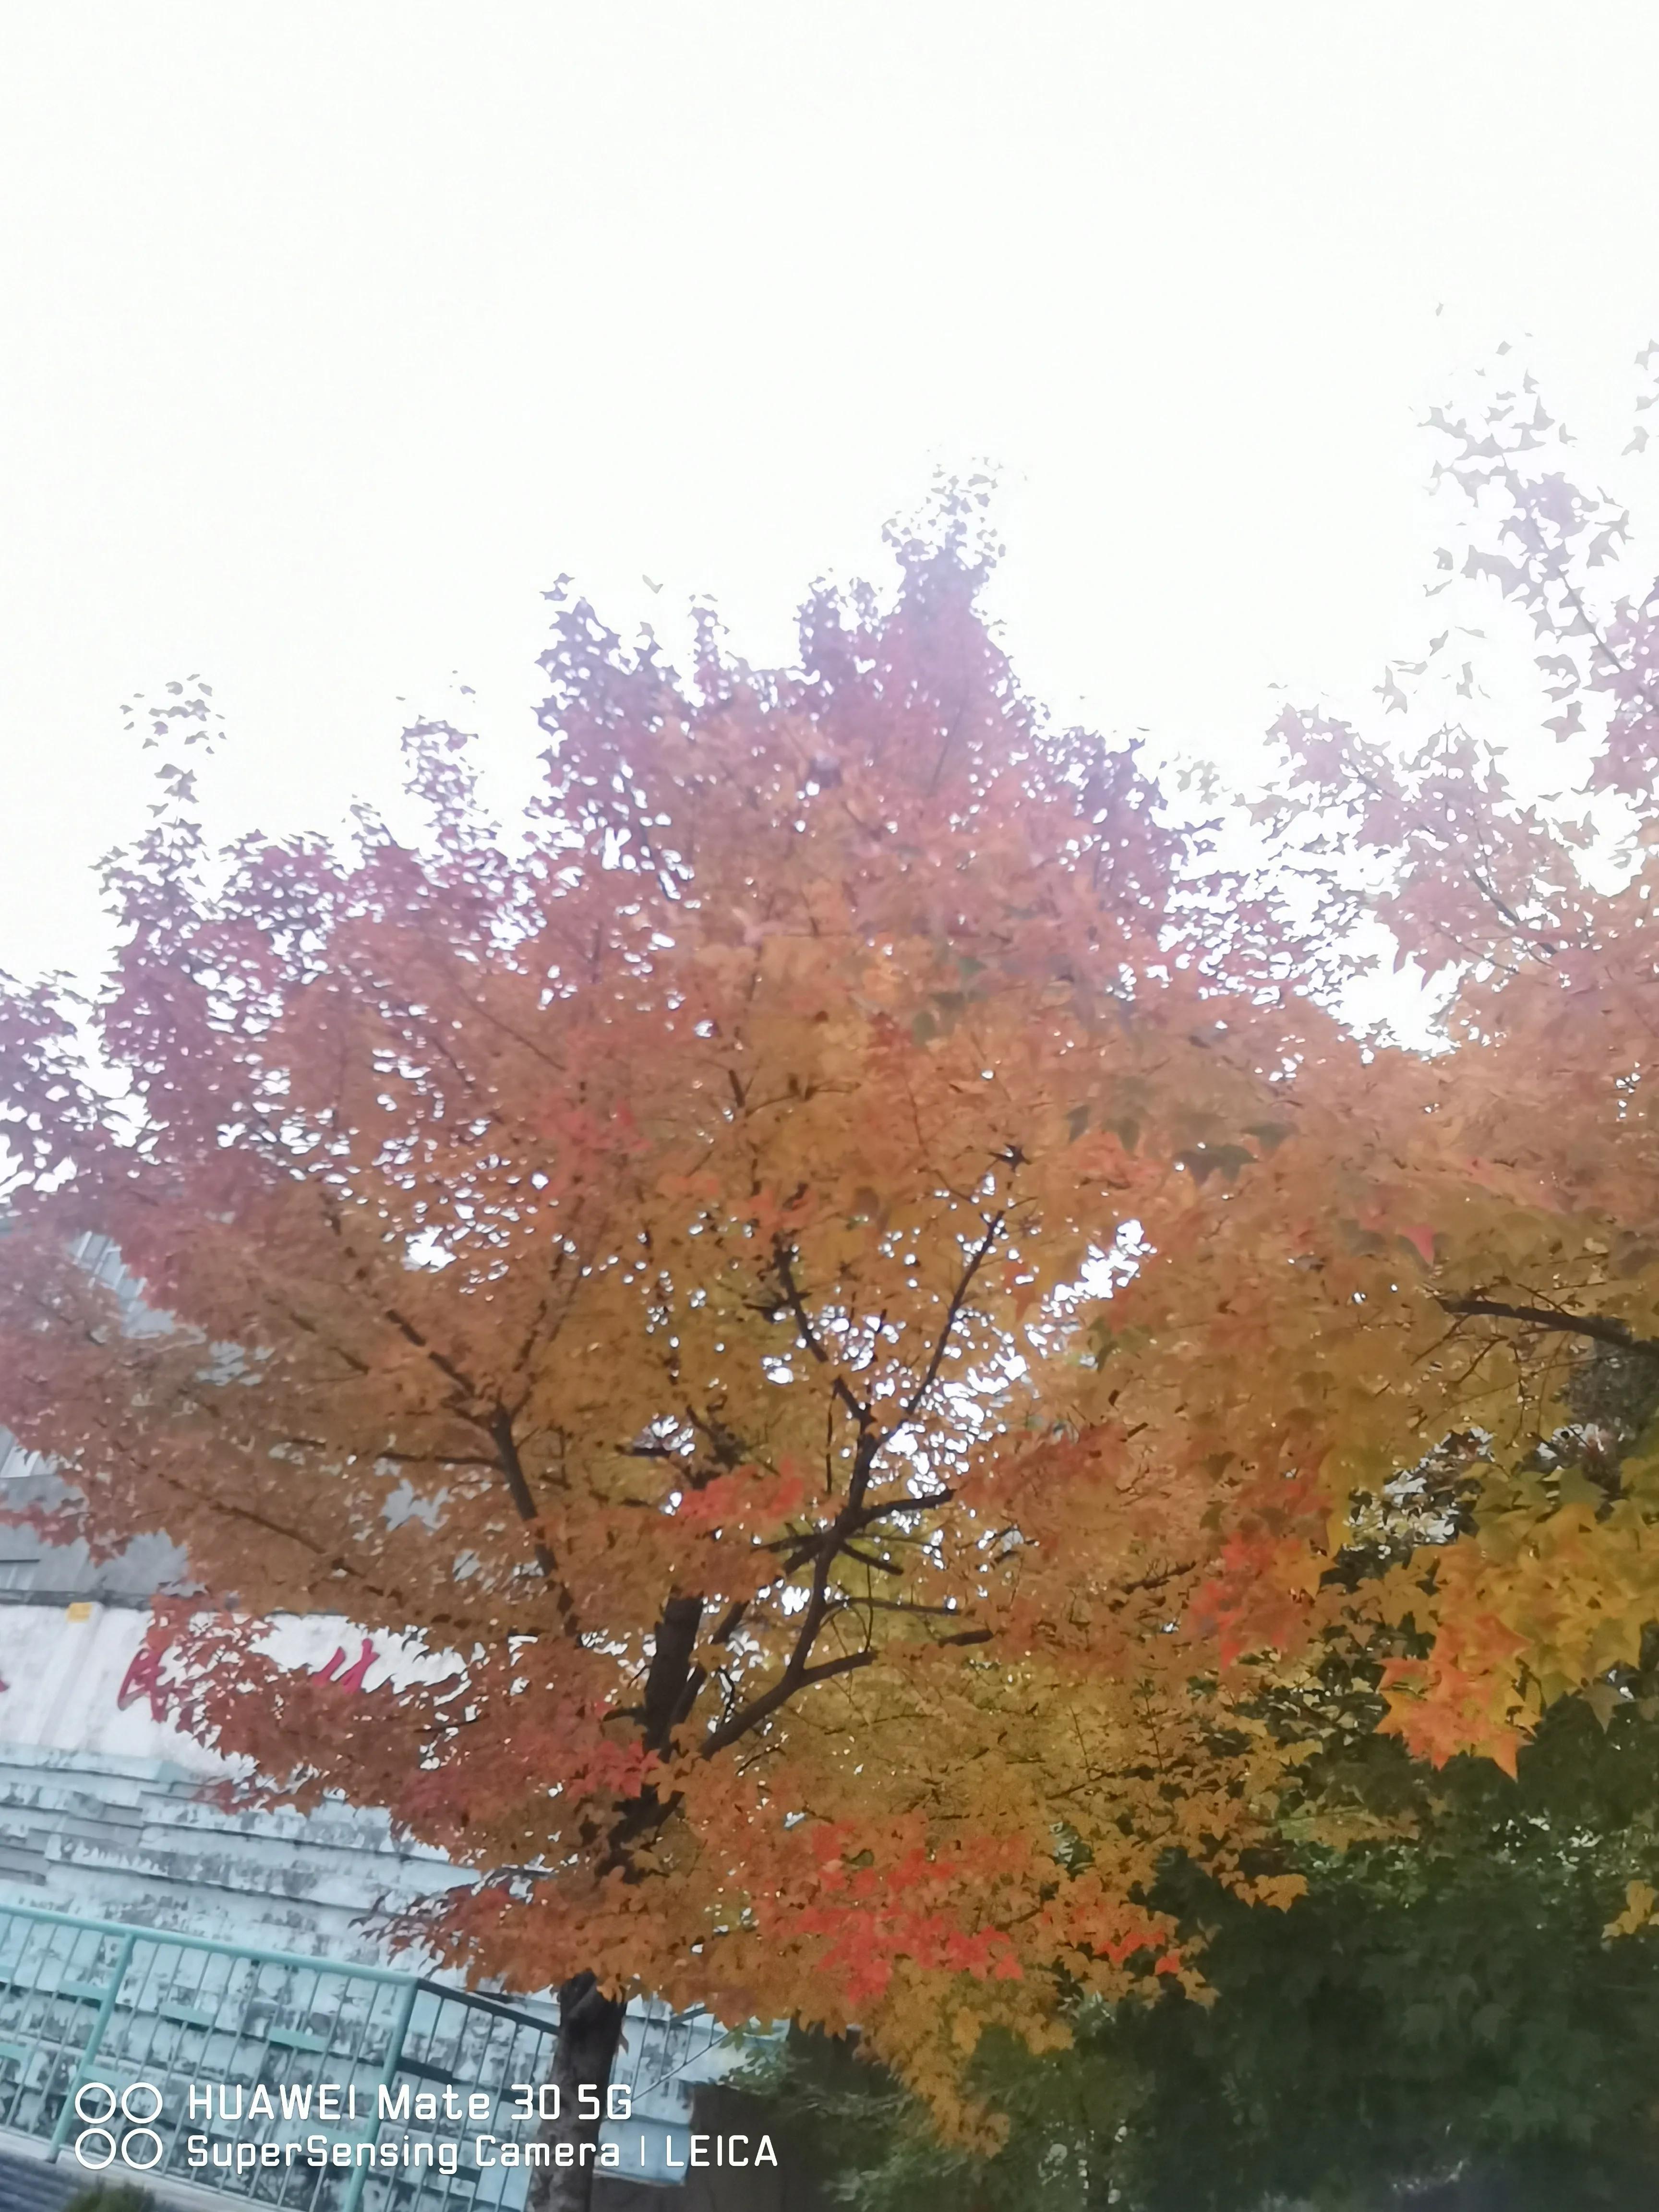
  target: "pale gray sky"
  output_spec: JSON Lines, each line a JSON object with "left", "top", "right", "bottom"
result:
{"left": 3, "top": 2, "right": 1658, "bottom": 984}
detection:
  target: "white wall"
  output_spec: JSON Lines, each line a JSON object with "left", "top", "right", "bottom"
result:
{"left": 0, "top": 1604, "right": 221, "bottom": 1771}
{"left": 0, "top": 1603, "right": 465, "bottom": 1774}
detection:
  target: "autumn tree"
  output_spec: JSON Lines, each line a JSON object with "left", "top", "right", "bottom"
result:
{"left": 0, "top": 486, "right": 1343, "bottom": 2205}
{"left": 10, "top": 362, "right": 1659, "bottom": 2212}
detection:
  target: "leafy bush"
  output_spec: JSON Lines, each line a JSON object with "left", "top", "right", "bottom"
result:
{"left": 65, "top": 2184, "right": 156, "bottom": 2212}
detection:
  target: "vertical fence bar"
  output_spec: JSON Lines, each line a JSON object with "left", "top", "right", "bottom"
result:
{"left": 339, "top": 1973, "right": 419, "bottom": 2212}
{"left": 46, "top": 1927, "right": 136, "bottom": 2161}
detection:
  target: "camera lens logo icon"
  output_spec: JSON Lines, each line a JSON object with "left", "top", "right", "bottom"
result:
{"left": 73, "top": 2080, "right": 165, "bottom": 2171}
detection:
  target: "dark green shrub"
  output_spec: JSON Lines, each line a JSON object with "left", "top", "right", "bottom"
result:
{"left": 65, "top": 2185, "right": 156, "bottom": 2212}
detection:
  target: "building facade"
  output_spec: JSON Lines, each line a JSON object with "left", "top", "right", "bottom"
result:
{"left": 0, "top": 1421, "right": 772, "bottom": 2209}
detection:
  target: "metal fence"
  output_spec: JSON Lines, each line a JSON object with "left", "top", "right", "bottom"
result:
{"left": 0, "top": 1901, "right": 728, "bottom": 2209}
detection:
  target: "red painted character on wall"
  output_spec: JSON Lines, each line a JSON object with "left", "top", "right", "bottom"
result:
{"left": 118, "top": 1635, "right": 382, "bottom": 1719}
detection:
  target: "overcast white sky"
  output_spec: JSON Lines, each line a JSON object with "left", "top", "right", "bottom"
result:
{"left": 3, "top": 2, "right": 1659, "bottom": 985}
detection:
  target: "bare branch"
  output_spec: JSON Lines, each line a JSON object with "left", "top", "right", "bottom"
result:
{"left": 1440, "top": 1296, "right": 1659, "bottom": 1356}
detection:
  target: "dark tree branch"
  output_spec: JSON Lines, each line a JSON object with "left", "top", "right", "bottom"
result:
{"left": 385, "top": 1305, "right": 480, "bottom": 1402}
{"left": 641, "top": 1593, "right": 706, "bottom": 1755}
{"left": 709, "top": 1599, "right": 748, "bottom": 1646}
{"left": 886, "top": 1208, "right": 1007, "bottom": 1439}
{"left": 1440, "top": 1297, "right": 1659, "bottom": 1357}
{"left": 770, "top": 1237, "right": 872, "bottom": 1431}
{"left": 487, "top": 1405, "right": 577, "bottom": 1632}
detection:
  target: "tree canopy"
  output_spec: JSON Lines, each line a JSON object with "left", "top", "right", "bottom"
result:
{"left": 7, "top": 359, "right": 1659, "bottom": 2192}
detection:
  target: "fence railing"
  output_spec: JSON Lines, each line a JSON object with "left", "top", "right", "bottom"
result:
{"left": 0, "top": 1901, "right": 728, "bottom": 2209}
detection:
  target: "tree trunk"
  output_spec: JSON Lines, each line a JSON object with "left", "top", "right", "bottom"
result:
{"left": 528, "top": 1599, "right": 698, "bottom": 2209}
{"left": 527, "top": 1971, "right": 628, "bottom": 2212}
